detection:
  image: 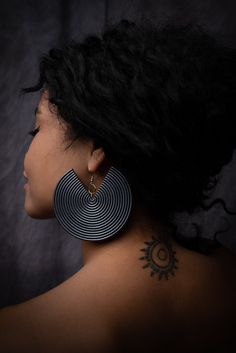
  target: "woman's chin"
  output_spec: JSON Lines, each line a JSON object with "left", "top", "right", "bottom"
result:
{"left": 24, "top": 199, "right": 54, "bottom": 219}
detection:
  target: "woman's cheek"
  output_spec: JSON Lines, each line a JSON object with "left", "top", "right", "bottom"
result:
{"left": 24, "top": 180, "right": 54, "bottom": 218}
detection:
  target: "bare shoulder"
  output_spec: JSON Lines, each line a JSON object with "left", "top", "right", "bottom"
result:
{"left": 0, "top": 262, "right": 119, "bottom": 353}
{"left": 0, "top": 236, "right": 180, "bottom": 353}
{"left": 82, "top": 238, "right": 236, "bottom": 353}
{"left": 1, "top": 238, "right": 236, "bottom": 353}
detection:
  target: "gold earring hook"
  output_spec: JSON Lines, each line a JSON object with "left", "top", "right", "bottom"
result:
{"left": 88, "top": 174, "right": 97, "bottom": 197}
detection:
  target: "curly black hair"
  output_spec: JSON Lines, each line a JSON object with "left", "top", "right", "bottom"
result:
{"left": 21, "top": 18, "right": 236, "bottom": 252}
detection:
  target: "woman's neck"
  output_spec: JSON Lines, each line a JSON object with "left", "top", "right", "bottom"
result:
{"left": 81, "top": 201, "right": 173, "bottom": 265}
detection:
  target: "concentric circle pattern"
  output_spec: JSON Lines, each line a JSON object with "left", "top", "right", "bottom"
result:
{"left": 53, "top": 167, "right": 132, "bottom": 241}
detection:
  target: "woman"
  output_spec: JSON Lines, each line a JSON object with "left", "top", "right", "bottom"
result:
{"left": 0, "top": 18, "right": 236, "bottom": 353}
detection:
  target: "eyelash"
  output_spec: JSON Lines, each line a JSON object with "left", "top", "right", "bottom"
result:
{"left": 28, "top": 127, "right": 40, "bottom": 137}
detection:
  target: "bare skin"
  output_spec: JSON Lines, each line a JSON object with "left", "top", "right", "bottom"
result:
{"left": 1, "top": 90, "right": 235, "bottom": 352}
{"left": 1, "top": 228, "right": 235, "bottom": 353}
{"left": 80, "top": 224, "right": 236, "bottom": 353}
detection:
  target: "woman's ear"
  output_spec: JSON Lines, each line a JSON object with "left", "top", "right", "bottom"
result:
{"left": 88, "top": 147, "right": 106, "bottom": 173}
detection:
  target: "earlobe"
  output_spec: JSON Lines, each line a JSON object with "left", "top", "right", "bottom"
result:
{"left": 88, "top": 147, "right": 106, "bottom": 173}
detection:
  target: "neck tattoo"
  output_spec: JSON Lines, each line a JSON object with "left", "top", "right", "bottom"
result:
{"left": 139, "top": 235, "right": 178, "bottom": 280}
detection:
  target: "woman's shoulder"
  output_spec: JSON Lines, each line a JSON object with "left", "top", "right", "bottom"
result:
{"left": 85, "top": 237, "right": 236, "bottom": 353}
{"left": 1, "top": 236, "right": 235, "bottom": 353}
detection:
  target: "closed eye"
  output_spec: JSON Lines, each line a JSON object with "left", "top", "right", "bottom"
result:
{"left": 28, "top": 127, "right": 40, "bottom": 137}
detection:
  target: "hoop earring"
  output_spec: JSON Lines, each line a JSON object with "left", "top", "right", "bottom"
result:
{"left": 53, "top": 166, "right": 132, "bottom": 241}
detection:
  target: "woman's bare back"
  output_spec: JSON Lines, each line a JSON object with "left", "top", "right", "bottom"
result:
{"left": 1, "top": 234, "right": 235, "bottom": 353}
{"left": 98, "top": 236, "right": 236, "bottom": 353}
{"left": 157, "top": 242, "right": 236, "bottom": 353}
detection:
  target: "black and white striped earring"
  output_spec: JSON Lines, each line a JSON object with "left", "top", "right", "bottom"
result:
{"left": 53, "top": 166, "right": 132, "bottom": 241}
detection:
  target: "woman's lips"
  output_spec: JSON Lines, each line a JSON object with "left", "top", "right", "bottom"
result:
{"left": 23, "top": 171, "right": 28, "bottom": 178}
{"left": 23, "top": 171, "right": 29, "bottom": 189}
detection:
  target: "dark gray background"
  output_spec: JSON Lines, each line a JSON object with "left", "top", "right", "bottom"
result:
{"left": 0, "top": 0, "right": 236, "bottom": 308}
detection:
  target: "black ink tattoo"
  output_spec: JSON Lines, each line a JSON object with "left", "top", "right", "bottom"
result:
{"left": 139, "top": 236, "right": 178, "bottom": 280}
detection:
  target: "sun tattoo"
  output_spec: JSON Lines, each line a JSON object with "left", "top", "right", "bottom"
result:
{"left": 139, "top": 236, "right": 178, "bottom": 280}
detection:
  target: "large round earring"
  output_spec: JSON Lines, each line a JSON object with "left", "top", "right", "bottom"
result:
{"left": 53, "top": 166, "right": 132, "bottom": 241}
